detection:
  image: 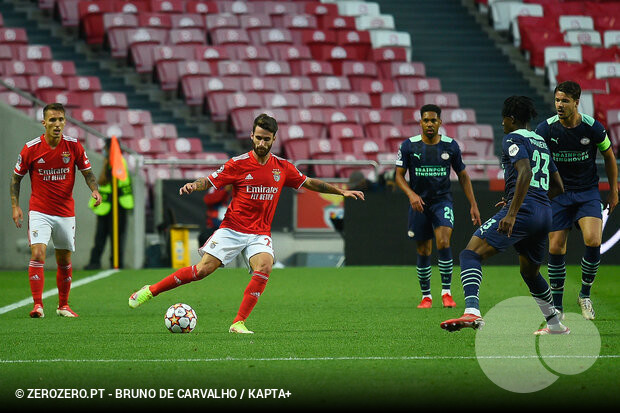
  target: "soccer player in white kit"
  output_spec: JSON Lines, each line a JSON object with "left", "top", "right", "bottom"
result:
{"left": 10, "top": 103, "right": 102, "bottom": 318}
{"left": 129, "top": 113, "right": 365, "bottom": 333}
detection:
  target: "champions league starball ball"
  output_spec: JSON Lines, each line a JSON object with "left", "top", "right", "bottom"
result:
{"left": 164, "top": 303, "right": 197, "bottom": 333}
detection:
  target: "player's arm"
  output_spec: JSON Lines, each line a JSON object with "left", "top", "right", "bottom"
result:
{"left": 394, "top": 166, "right": 424, "bottom": 212}
{"left": 302, "top": 177, "right": 364, "bottom": 200}
{"left": 601, "top": 146, "right": 618, "bottom": 214}
{"left": 81, "top": 169, "right": 102, "bottom": 207}
{"left": 547, "top": 170, "right": 564, "bottom": 200}
{"left": 456, "top": 169, "right": 481, "bottom": 226}
{"left": 180, "top": 177, "right": 213, "bottom": 195}
{"left": 498, "top": 158, "right": 532, "bottom": 237}
{"left": 10, "top": 173, "right": 24, "bottom": 228}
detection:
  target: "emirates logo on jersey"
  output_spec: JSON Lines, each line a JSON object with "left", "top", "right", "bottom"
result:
{"left": 61, "top": 151, "right": 71, "bottom": 164}
{"left": 272, "top": 169, "right": 281, "bottom": 182}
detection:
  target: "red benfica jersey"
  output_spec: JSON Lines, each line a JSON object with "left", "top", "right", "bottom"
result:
{"left": 207, "top": 151, "right": 307, "bottom": 236}
{"left": 14, "top": 134, "right": 92, "bottom": 217}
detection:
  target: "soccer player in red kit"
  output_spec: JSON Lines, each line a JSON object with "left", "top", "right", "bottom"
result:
{"left": 10, "top": 103, "right": 102, "bottom": 318}
{"left": 129, "top": 113, "right": 365, "bottom": 333}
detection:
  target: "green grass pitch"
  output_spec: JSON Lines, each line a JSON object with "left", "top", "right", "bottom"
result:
{"left": 0, "top": 266, "right": 618, "bottom": 409}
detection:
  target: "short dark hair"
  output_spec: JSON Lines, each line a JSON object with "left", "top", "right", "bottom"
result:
{"left": 554, "top": 81, "right": 581, "bottom": 101}
{"left": 42, "top": 103, "right": 65, "bottom": 118}
{"left": 419, "top": 104, "right": 441, "bottom": 118}
{"left": 502, "top": 96, "right": 538, "bottom": 125}
{"left": 253, "top": 113, "right": 278, "bottom": 135}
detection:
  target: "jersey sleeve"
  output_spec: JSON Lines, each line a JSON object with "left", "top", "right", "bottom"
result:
{"left": 592, "top": 120, "right": 611, "bottom": 152}
{"left": 395, "top": 140, "right": 409, "bottom": 169}
{"left": 75, "top": 141, "right": 92, "bottom": 171}
{"left": 450, "top": 141, "right": 466, "bottom": 173}
{"left": 284, "top": 160, "right": 307, "bottom": 189}
{"left": 504, "top": 134, "right": 529, "bottom": 164}
{"left": 207, "top": 158, "right": 236, "bottom": 189}
{"left": 13, "top": 145, "right": 29, "bottom": 176}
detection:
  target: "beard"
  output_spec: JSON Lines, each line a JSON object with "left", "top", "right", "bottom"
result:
{"left": 253, "top": 143, "right": 271, "bottom": 156}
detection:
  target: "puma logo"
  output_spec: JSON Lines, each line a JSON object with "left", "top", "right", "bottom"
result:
{"left": 413, "top": 153, "right": 421, "bottom": 160}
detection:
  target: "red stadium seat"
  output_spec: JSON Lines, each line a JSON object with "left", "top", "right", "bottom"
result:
{"left": 210, "top": 28, "right": 249, "bottom": 46}
{"left": 441, "top": 108, "right": 478, "bottom": 125}
{"left": 66, "top": 76, "right": 102, "bottom": 94}
{"left": 309, "top": 138, "right": 343, "bottom": 178}
{"left": 337, "top": 30, "right": 372, "bottom": 61}
{"left": 149, "top": 0, "right": 184, "bottom": 14}
{"left": 341, "top": 61, "right": 379, "bottom": 90}
{"left": 126, "top": 137, "right": 168, "bottom": 156}
{"left": 357, "top": 79, "right": 398, "bottom": 108}
{"left": 203, "top": 77, "right": 243, "bottom": 119}
{"left": 143, "top": 123, "right": 178, "bottom": 140}
{"left": 314, "top": 76, "right": 351, "bottom": 92}
{"left": 298, "top": 60, "right": 334, "bottom": 81}
{"left": 169, "top": 28, "right": 206, "bottom": 46}
{"left": 258, "top": 28, "right": 294, "bottom": 47}
{"left": 370, "top": 47, "right": 409, "bottom": 77}
{"left": 263, "top": 2, "right": 305, "bottom": 27}
{"left": 40, "top": 60, "right": 76, "bottom": 77}
{"left": 16, "top": 45, "right": 52, "bottom": 62}
{"left": 113, "top": 0, "right": 150, "bottom": 14}
{"left": 594, "top": 94, "right": 620, "bottom": 128}
{"left": 263, "top": 92, "right": 301, "bottom": 110}
{"left": 186, "top": 1, "right": 219, "bottom": 15}
{"left": 0, "top": 91, "right": 33, "bottom": 109}
{"left": 27, "top": 75, "right": 66, "bottom": 94}
{"left": 170, "top": 14, "right": 205, "bottom": 29}
{"left": 380, "top": 92, "right": 417, "bottom": 111}
{"left": 0, "top": 27, "right": 28, "bottom": 45}
{"left": 240, "top": 14, "right": 272, "bottom": 37}
{"left": 329, "top": 124, "right": 365, "bottom": 152}
{"left": 304, "top": 2, "right": 339, "bottom": 29}
{"left": 103, "top": 13, "right": 138, "bottom": 32}
{"left": 256, "top": 61, "right": 292, "bottom": 78}
{"left": 240, "top": 77, "right": 278, "bottom": 93}
{"left": 322, "top": 15, "right": 357, "bottom": 32}
{"left": 300, "top": 92, "right": 338, "bottom": 109}
{"left": 301, "top": 29, "right": 338, "bottom": 59}
{"left": 37, "top": 90, "right": 94, "bottom": 108}
{"left": 93, "top": 92, "right": 129, "bottom": 109}
{"left": 216, "top": 1, "right": 257, "bottom": 15}
{"left": 337, "top": 92, "right": 372, "bottom": 109}
{"left": 205, "top": 14, "right": 240, "bottom": 31}
{"left": 78, "top": 0, "right": 115, "bottom": 44}
{"left": 168, "top": 137, "right": 203, "bottom": 154}
{"left": 93, "top": 123, "right": 137, "bottom": 140}
{"left": 194, "top": 45, "right": 230, "bottom": 72}
{"left": 323, "top": 107, "right": 359, "bottom": 126}
{"left": 216, "top": 60, "right": 253, "bottom": 77}
{"left": 416, "top": 92, "right": 460, "bottom": 108}
{"left": 288, "top": 107, "right": 326, "bottom": 137}
{"left": 1, "top": 60, "right": 40, "bottom": 77}
{"left": 456, "top": 124, "right": 494, "bottom": 142}
{"left": 270, "top": 45, "right": 313, "bottom": 75}
{"left": 137, "top": 13, "right": 172, "bottom": 30}
{"left": 56, "top": 0, "right": 80, "bottom": 28}
{"left": 279, "top": 77, "right": 314, "bottom": 93}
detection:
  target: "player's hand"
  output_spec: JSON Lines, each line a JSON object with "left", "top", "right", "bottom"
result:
{"left": 606, "top": 190, "right": 618, "bottom": 215}
{"left": 470, "top": 205, "right": 481, "bottom": 226}
{"left": 12, "top": 205, "right": 23, "bottom": 228}
{"left": 497, "top": 214, "right": 516, "bottom": 237}
{"left": 495, "top": 197, "right": 507, "bottom": 208}
{"left": 91, "top": 190, "right": 102, "bottom": 207}
{"left": 409, "top": 193, "right": 425, "bottom": 212}
{"left": 342, "top": 190, "right": 365, "bottom": 200}
{"left": 179, "top": 182, "right": 197, "bottom": 195}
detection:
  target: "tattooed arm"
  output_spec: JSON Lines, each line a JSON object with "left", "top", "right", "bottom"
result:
{"left": 302, "top": 177, "right": 365, "bottom": 200}
{"left": 179, "top": 177, "right": 213, "bottom": 195}
{"left": 81, "top": 169, "right": 102, "bottom": 207}
{"left": 10, "top": 173, "right": 24, "bottom": 228}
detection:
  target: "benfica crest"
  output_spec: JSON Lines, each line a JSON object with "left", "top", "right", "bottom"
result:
{"left": 61, "top": 151, "right": 71, "bottom": 164}
{"left": 272, "top": 169, "right": 281, "bottom": 182}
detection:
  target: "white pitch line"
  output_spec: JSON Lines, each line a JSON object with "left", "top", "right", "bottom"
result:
{"left": 0, "top": 269, "right": 119, "bottom": 315}
{"left": 0, "top": 355, "right": 618, "bottom": 364}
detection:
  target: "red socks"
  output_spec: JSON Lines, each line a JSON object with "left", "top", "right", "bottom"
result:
{"left": 28, "top": 260, "right": 45, "bottom": 306}
{"left": 233, "top": 271, "right": 270, "bottom": 324}
{"left": 150, "top": 265, "right": 199, "bottom": 296}
{"left": 57, "top": 264, "right": 72, "bottom": 307}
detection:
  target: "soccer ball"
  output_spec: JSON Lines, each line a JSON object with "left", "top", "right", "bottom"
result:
{"left": 164, "top": 303, "right": 197, "bottom": 333}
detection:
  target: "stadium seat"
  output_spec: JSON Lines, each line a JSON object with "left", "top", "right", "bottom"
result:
{"left": 171, "top": 14, "right": 205, "bottom": 29}
{"left": 387, "top": 62, "right": 427, "bottom": 89}
{"left": 595, "top": 62, "right": 620, "bottom": 79}
{"left": 258, "top": 28, "right": 294, "bottom": 48}
{"left": 126, "top": 137, "right": 168, "bottom": 156}
{"left": 301, "top": 92, "right": 338, "bottom": 109}
{"left": 329, "top": 123, "right": 365, "bottom": 153}
{"left": 78, "top": 0, "right": 115, "bottom": 44}
{"left": 216, "top": 1, "right": 257, "bottom": 15}
{"left": 337, "top": 30, "right": 372, "bottom": 61}
{"left": 442, "top": 108, "right": 478, "bottom": 125}
{"left": 143, "top": 123, "right": 178, "bottom": 140}
{"left": 56, "top": 0, "right": 81, "bottom": 28}
{"left": 194, "top": 45, "right": 230, "bottom": 72}
{"left": 204, "top": 77, "right": 242, "bottom": 120}
{"left": 27, "top": 75, "right": 66, "bottom": 94}
{"left": 323, "top": 107, "right": 359, "bottom": 126}
{"left": 315, "top": 76, "right": 352, "bottom": 92}
{"left": 113, "top": 0, "right": 150, "bottom": 14}
{"left": 355, "top": 14, "right": 396, "bottom": 32}
{"left": 490, "top": 1, "right": 543, "bottom": 32}
{"left": 369, "top": 30, "right": 412, "bottom": 61}
{"left": 186, "top": 1, "right": 219, "bottom": 15}
{"left": 93, "top": 123, "right": 136, "bottom": 140}
{"left": 288, "top": 107, "right": 327, "bottom": 138}
{"left": 300, "top": 29, "right": 337, "bottom": 59}
{"left": 66, "top": 76, "right": 102, "bottom": 94}
{"left": 337, "top": 92, "right": 372, "bottom": 109}
{"left": 216, "top": 60, "right": 253, "bottom": 77}
{"left": 380, "top": 92, "right": 418, "bottom": 112}
{"left": 40, "top": 60, "right": 77, "bottom": 78}
{"left": 205, "top": 14, "right": 240, "bottom": 32}
{"left": 1, "top": 60, "right": 39, "bottom": 77}
{"left": 256, "top": 61, "right": 292, "bottom": 78}
{"left": 297, "top": 60, "right": 334, "bottom": 80}
{"left": 282, "top": 14, "right": 319, "bottom": 43}
{"left": 456, "top": 124, "right": 494, "bottom": 142}
{"left": 322, "top": 15, "right": 357, "bottom": 33}
{"left": 309, "top": 138, "right": 343, "bottom": 178}
{"left": 239, "top": 14, "right": 272, "bottom": 38}
{"left": 564, "top": 30, "right": 603, "bottom": 47}
{"left": 279, "top": 76, "right": 314, "bottom": 93}
{"left": 416, "top": 92, "right": 460, "bottom": 108}
{"left": 210, "top": 28, "right": 250, "bottom": 46}
{"left": 357, "top": 79, "right": 398, "bottom": 108}
{"left": 0, "top": 27, "right": 28, "bottom": 45}
{"left": 168, "top": 137, "right": 203, "bottom": 154}
{"left": 240, "top": 77, "right": 278, "bottom": 93}
{"left": 16, "top": 45, "right": 52, "bottom": 62}
{"left": 0, "top": 91, "right": 33, "bottom": 110}
{"left": 341, "top": 61, "right": 379, "bottom": 90}
{"left": 169, "top": 28, "right": 206, "bottom": 46}
{"left": 263, "top": 92, "right": 301, "bottom": 110}
{"left": 603, "top": 30, "right": 620, "bottom": 48}
{"left": 0, "top": 75, "right": 29, "bottom": 92}
{"left": 93, "top": 92, "right": 128, "bottom": 109}
{"left": 337, "top": 1, "right": 381, "bottom": 18}
{"left": 149, "top": 0, "right": 184, "bottom": 14}
{"left": 304, "top": 2, "right": 339, "bottom": 29}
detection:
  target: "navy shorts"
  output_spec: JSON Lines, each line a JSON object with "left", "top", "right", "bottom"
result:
{"left": 550, "top": 187, "right": 603, "bottom": 232}
{"left": 408, "top": 200, "right": 454, "bottom": 241}
{"left": 473, "top": 201, "right": 552, "bottom": 265}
